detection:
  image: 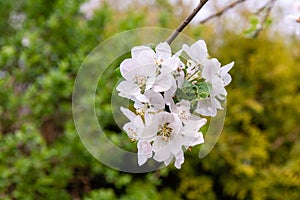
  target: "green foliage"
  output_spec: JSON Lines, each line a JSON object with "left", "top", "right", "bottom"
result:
{"left": 1, "top": 0, "right": 300, "bottom": 199}
{"left": 0, "top": 126, "right": 72, "bottom": 199}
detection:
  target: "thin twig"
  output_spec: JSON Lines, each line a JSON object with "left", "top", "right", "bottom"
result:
{"left": 199, "top": 0, "right": 248, "bottom": 24}
{"left": 255, "top": 1, "right": 270, "bottom": 14}
{"left": 166, "top": 0, "right": 210, "bottom": 44}
{"left": 252, "top": 0, "right": 277, "bottom": 38}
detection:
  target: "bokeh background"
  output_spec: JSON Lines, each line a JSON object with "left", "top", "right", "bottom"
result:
{"left": 1, "top": 0, "right": 300, "bottom": 199}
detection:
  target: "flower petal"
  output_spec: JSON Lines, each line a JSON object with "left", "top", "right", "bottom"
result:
{"left": 116, "top": 80, "right": 140, "bottom": 98}
{"left": 144, "top": 90, "right": 165, "bottom": 110}
{"left": 120, "top": 58, "right": 137, "bottom": 77}
{"left": 195, "top": 98, "right": 217, "bottom": 117}
{"left": 131, "top": 45, "right": 154, "bottom": 59}
{"left": 219, "top": 62, "right": 234, "bottom": 86}
{"left": 152, "top": 74, "right": 174, "bottom": 92}
{"left": 202, "top": 58, "right": 220, "bottom": 81}
{"left": 153, "top": 146, "right": 171, "bottom": 162}
{"left": 137, "top": 140, "right": 153, "bottom": 166}
{"left": 174, "top": 150, "right": 184, "bottom": 169}
{"left": 155, "top": 42, "right": 171, "bottom": 61}
{"left": 120, "top": 106, "right": 136, "bottom": 121}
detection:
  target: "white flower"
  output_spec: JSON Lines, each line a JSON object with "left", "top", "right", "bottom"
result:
{"left": 181, "top": 115, "right": 206, "bottom": 148}
{"left": 137, "top": 140, "right": 152, "bottom": 166}
{"left": 117, "top": 43, "right": 180, "bottom": 101}
{"left": 120, "top": 107, "right": 144, "bottom": 140}
{"left": 133, "top": 90, "right": 165, "bottom": 125}
{"left": 170, "top": 100, "right": 191, "bottom": 124}
{"left": 195, "top": 96, "right": 222, "bottom": 117}
{"left": 142, "top": 43, "right": 180, "bottom": 92}
{"left": 285, "top": 15, "right": 300, "bottom": 35}
{"left": 116, "top": 60, "right": 156, "bottom": 102}
{"left": 116, "top": 40, "right": 234, "bottom": 169}
{"left": 182, "top": 40, "right": 209, "bottom": 67}
{"left": 141, "top": 112, "right": 183, "bottom": 166}
{"left": 130, "top": 42, "right": 180, "bottom": 74}
{"left": 195, "top": 59, "right": 233, "bottom": 117}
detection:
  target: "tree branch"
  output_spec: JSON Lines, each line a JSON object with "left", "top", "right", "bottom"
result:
{"left": 199, "top": 0, "right": 248, "bottom": 24}
{"left": 252, "top": 0, "right": 277, "bottom": 38}
{"left": 166, "top": 0, "right": 210, "bottom": 44}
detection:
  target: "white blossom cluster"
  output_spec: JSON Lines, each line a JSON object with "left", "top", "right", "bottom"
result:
{"left": 116, "top": 40, "right": 234, "bottom": 169}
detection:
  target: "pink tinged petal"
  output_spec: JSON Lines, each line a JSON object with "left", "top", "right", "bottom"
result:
{"left": 120, "top": 107, "right": 136, "bottom": 121}
{"left": 167, "top": 78, "right": 178, "bottom": 96}
{"left": 182, "top": 40, "right": 209, "bottom": 65}
{"left": 153, "top": 145, "right": 171, "bottom": 162}
{"left": 144, "top": 113, "right": 153, "bottom": 126}
{"left": 219, "top": 62, "right": 234, "bottom": 86}
{"left": 193, "top": 40, "right": 208, "bottom": 52}
{"left": 212, "top": 96, "right": 223, "bottom": 110}
{"left": 137, "top": 50, "right": 156, "bottom": 65}
{"left": 182, "top": 44, "right": 198, "bottom": 62}
{"left": 192, "top": 133, "right": 204, "bottom": 146}
{"left": 202, "top": 59, "right": 220, "bottom": 81}
{"left": 120, "top": 59, "right": 137, "bottom": 77}
{"left": 145, "top": 75, "right": 156, "bottom": 91}
{"left": 169, "top": 113, "right": 183, "bottom": 134}
{"left": 144, "top": 90, "right": 165, "bottom": 110}
{"left": 125, "top": 64, "right": 156, "bottom": 80}
{"left": 155, "top": 42, "right": 171, "bottom": 61}
{"left": 212, "top": 85, "right": 227, "bottom": 98}
{"left": 131, "top": 45, "right": 154, "bottom": 59}
{"left": 116, "top": 81, "right": 140, "bottom": 98}
{"left": 174, "top": 151, "right": 184, "bottom": 169}
{"left": 140, "top": 123, "right": 158, "bottom": 140}
{"left": 196, "top": 98, "right": 217, "bottom": 117}
{"left": 123, "top": 122, "right": 139, "bottom": 140}
{"left": 220, "top": 62, "right": 234, "bottom": 74}
{"left": 133, "top": 115, "right": 144, "bottom": 128}
{"left": 164, "top": 90, "right": 175, "bottom": 107}
{"left": 135, "top": 94, "right": 149, "bottom": 102}
{"left": 184, "top": 117, "right": 207, "bottom": 134}
{"left": 184, "top": 134, "right": 204, "bottom": 147}
{"left": 152, "top": 74, "right": 174, "bottom": 92}
{"left": 169, "top": 135, "right": 183, "bottom": 155}
{"left": 176, "top": 71, "right": 185, "bottom": 89}
{"left": 171, "top": 100, "right": 191, "bottom": 123}
{"left": 163, "top": 154, "right": 174, "bottom": 166}
{"left": 161, "top": 56, "right": 180, "bottom": 73}
{"left": 137, "top": 141, "right": 153, "bottom": 166}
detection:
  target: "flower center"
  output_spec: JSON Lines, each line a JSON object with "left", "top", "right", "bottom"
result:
{"left": 178, "top": 110, "right": 188, "bottom": 121}
{"left": 157, "top": 122, "right": 172, "bottom": 141}
{"left": 134, "top": 74, "right": 148, "bottom": 93}
{"left": 155, "top": 58, "right": 163, "bottom": 66}
{"left": 126, "top": 127, "right": 137, "bottom": 141}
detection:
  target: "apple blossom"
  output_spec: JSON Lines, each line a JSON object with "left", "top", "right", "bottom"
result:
{"left": 116, "top": 40, "right": 233, "bottom": 169}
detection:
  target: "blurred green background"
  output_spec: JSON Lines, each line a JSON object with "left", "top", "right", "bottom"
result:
{"left": 1, "top": 0, "right": 300, "bottom": 199}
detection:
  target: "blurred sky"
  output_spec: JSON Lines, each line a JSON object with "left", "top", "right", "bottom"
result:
{"left": 82, "top": 0, "right": 299, "bottom": 36}
{"left": 177, "top": 0, "right": 299, "bottom": 36}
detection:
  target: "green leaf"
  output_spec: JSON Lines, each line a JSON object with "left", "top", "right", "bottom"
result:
{"left": 175, "top": 81, "right": 211, "bottom": 102}
{"left": 114, "top": 67, "right": 122, "bottom": 78}
{"left": 195, "top": 82, "right": 211, "bottom": 99}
